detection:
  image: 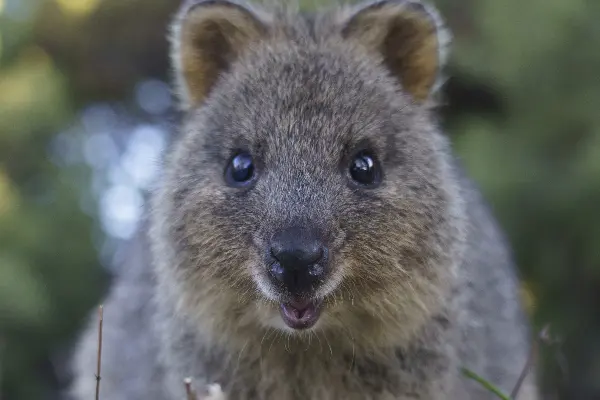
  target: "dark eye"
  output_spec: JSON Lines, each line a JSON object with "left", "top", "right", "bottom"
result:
{"left": 349, "top": 151, "right": 381, "bottom": 186}
{"left": 225, "top": 152, "right": 255, "bottom": 186}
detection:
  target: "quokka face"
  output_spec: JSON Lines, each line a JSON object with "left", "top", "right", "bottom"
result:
{"left": 151, "top": 0, "right": 466, "bottom": 346}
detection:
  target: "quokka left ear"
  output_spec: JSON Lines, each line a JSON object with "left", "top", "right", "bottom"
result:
{"left": 340, "top": 0, "right": 450, "bottom": 102}
{"left": 170, "top": 0, "right": 269, "bottom": 109}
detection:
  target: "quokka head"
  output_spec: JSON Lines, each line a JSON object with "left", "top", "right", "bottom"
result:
{"left": 151, "top": 0, "right": 465, "bottom": 347}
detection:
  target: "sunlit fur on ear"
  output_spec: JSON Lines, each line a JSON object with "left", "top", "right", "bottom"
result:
{"left": 169, "top": 0, "right": 269, "bottom": 109}
{"left": 341, "top": 0, "right": 450, "bottom": 103}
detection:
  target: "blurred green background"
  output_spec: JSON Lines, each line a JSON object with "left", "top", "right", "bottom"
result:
{"left": 0, "top": 0, "right": 599, "bottom": 399}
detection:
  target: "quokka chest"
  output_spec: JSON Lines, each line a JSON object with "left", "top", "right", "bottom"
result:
{"left": 213, "top": 350, "right": 453, "bottom": 400}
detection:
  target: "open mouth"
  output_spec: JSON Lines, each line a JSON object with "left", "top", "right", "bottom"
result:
{"left": 279, "top": 299, "right": 323, "bottom": 330}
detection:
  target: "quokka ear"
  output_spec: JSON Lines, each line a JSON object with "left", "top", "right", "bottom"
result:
{"left": 170, "top": 0, "right": 268, "bottom": 109}
{"left": 341, "top": 0, "right": 450, "bottom": 102}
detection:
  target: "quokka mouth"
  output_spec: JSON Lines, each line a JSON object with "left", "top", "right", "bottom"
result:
{"left": 279, "top": 298, "right": 323, "bottom": 330}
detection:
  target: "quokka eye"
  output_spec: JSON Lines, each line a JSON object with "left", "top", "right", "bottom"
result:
{"left": 349, "top": 151, "right": 381, "bottom": 187}
{"left": 225, "top": 152, "right": 255, "bottom": 186}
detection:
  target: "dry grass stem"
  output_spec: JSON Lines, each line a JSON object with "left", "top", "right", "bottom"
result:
{"left": 510, "top": 338, "right": 538, "bottom": 399}
{"left": 95, "top": 305, "right": 104, "bottom": 400}
{"left": 184, "top": 377, "right": 198, "bottom": 400}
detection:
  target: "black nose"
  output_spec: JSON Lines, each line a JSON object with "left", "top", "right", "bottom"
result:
{"left": 268, "top": 227, "right": 327, "bottom": 294}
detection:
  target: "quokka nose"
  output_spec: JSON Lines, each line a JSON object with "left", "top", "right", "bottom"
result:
{"left": 268, "top": 227, "right": 327, "bottom": 294}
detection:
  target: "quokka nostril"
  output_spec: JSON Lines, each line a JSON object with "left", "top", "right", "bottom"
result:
{"left": 306, "top": 247, "right": 324, "bottom": 265}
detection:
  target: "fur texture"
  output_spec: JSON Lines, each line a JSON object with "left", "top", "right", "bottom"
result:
{"left": 68, "top": 1, "right": 539, "bottom": 399}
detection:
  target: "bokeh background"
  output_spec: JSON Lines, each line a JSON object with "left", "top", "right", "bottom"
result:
{"left": 0, "top": 0, "right": 599, "bottom": 399}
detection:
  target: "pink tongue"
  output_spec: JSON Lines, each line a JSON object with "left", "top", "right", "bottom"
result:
{"left": 288, "top": 300, "right": 311, "bottom": 319}
{"left": 280, "top": 300, "right": 321, "bottom": 329}
{"left": 292, "top": 307, "right": 307, "bottom": 319}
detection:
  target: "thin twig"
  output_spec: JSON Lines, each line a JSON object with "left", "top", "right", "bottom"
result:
{"left": 95, "top": 305, "right": 104, "bottom": 400}
{"left": 510, "top": 337, "right": 538, "bottom": 399}
{"left": 461, "top": 368, "right": 511, "bottom": 400}
{"left": 184, "top": 377, "right": 198, "bottom": 400}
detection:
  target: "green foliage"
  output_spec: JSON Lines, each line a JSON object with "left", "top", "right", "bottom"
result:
{"left": 0, "top": 2, "right": 109, "bottom": 399}
{"left": 436, "top": 0, "right": 600, "bottom": 396}
{"left": 461, "top": 368, "right": 512, "bottom": 400}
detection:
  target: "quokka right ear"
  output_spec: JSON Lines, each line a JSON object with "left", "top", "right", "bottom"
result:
{"left": 170, "top": 0, "right": 269, "bottom": 109}
{"left": 340, "top": 0, "right": 449, "bottom": 103}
